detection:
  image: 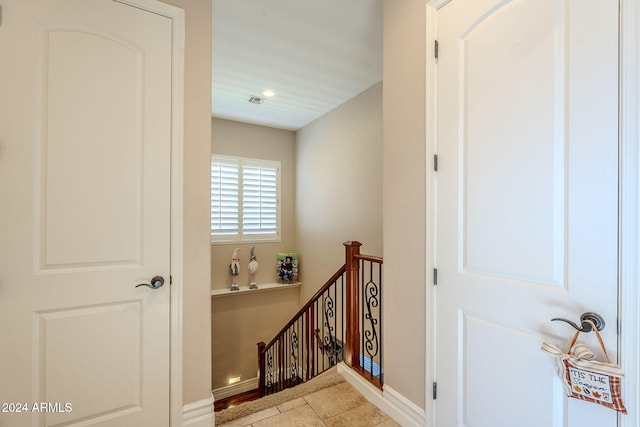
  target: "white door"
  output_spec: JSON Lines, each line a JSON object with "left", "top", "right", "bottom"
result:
{"left": 434, "top": 0, "right": 619, "bottom": 426}
{"left": 0, "top": 1, "right": 173, "bottom": 426}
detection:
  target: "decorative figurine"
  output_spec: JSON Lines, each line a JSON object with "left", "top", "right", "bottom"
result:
{"left": 248, "top": 246, "right": 259, "bottom": 289}
{"left": 229, "top": 248, "right": 240, "bottom": 291}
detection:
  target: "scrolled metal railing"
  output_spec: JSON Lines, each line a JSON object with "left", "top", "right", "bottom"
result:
{"left": 257, "top": 241, "right": 383, "bottom": 396}
{"left": 357, "top": 254, "right": 383, "bottom": 388}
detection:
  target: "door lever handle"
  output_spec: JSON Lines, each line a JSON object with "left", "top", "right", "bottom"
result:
{"left": 135, "top": 275, "right": 165, "bottom": 289}
{"left": 551, "top": 311, "right": 605, "bottom": 332}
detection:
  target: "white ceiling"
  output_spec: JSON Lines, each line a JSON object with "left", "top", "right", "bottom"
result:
{"left": 211, "top": 0, "right": 383, "bottom": 131}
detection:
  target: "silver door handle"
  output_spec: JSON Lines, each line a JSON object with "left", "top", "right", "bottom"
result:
{"left": 135, "top": 276, "right": 165, "bottom": 289}
{"left": 551, "top": 311, "right": 605, "bottom": 332}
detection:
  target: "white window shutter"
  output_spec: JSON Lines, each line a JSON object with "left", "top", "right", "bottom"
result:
{"left": 211, "top": 159, "right": 239, "bottom": 238}
{"left": 211, "top": 155, "right": 280, "bottom": 243}
{"left": 243, "top": 165, "right": 278, "bottom": 236}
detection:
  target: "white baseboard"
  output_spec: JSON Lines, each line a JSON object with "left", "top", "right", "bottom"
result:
{"left": 183, "top": 394, "right": 214, "bottom": 427}
{"left": 212, "top": 376, "right": 259, "bottom": 401}
{"left": 383, "top": 385, "right": 427, "bottom": 427}
{"left": 337, "top": 363, "right": 426, "bottom": 427}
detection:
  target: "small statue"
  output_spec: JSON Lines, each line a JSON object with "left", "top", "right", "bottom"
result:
{"left": 229, "top": 248, "right": 240, "bottom": 291}
{"left": 248, "top": 246, "right": 259, "bottom": 289}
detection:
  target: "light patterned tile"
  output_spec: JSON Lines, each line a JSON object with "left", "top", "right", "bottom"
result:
{"left": 375, "top": 418, "right": 402, "bottom": 427}
{"left": 276, "top": 397, "right": 307, "bottom": 413}
{"left": 217, "top": 407, "right": 279, "bottom": 427}
{"left": 304, "top": 381, "right": 366, "bottom": 419}
{"left": 323, "top": 401, "right": 389, "bottom": 427}
{"left": 252, "top": 404, "right": 325, "bottom": 427}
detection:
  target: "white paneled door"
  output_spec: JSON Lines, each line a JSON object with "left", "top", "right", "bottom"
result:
{"left": 0, "top": 1, "right": 174, "bottom": 426}
{"left": 435, "top": 0, "right": 619, "bottom": 426}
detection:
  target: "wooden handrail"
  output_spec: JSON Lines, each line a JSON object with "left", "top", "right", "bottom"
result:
{"left": 260, "top": 265, "right": 346, "bottom": 351}
{"left": 257, "top": 241, "right": 383, "bottom": 396}
{"left": 354, "top": 253, "right": 383, "bottom": 264}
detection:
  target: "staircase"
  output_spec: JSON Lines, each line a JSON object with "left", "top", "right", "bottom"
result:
{"left": 257, "top": 241, "right": 383, "bottom": 397}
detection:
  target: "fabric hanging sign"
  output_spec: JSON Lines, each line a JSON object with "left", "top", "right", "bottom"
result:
{"left": 541, "top": 324, "right": 627, "bottom": 414}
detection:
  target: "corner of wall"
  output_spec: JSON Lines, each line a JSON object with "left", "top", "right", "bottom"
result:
{"left": 183, "top": 394, "right": 215, "bottom": 427}
{"left": 337, "top": 364, "right": 426, "bottom": 427}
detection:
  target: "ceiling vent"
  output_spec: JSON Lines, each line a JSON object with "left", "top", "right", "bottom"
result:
{"left": 248, "top": 96, "right": 264, "bottom": 104}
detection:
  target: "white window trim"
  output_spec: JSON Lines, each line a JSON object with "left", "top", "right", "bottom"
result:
{"left": 211, "top": 154, "right": 281, "bottom": 244}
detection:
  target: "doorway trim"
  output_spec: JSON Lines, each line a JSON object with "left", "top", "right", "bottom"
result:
{"left": 619, "top": 1, "right": 639, "bottom": 426}
{"left": 424, "top": 3, "right": 438, "bottom": 427}
{"left": 424, "top": 1, "right": 640, "bottom": 426}
{"left": 114, "top": 1, "right": 185, "bottom": 426}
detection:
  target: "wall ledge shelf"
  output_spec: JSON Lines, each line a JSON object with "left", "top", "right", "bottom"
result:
{"left": 211, "top": 282, "right": 301, "bottom": 297}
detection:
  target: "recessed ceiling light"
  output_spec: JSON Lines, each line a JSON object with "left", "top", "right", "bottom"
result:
{"left": 262, "top": 89, "right": 276, "bottom": 98}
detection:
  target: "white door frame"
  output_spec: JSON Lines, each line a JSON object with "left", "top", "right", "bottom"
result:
{"left": 114, "top": 1, "right": 185, "bottom": 426}
{"left": 424, "top": 1, "right": 640, "bottom": 426}
{"left": 618, "top": 1, "right": 640, "bottom": 426}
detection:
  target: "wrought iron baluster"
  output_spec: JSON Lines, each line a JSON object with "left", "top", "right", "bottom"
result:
{"left": 363, "top": 262, "right": 380, "bottom": 378}
{"left": 266, "top": 348, "right": 274, "bottom": 394}
{"left": 257, "top": 245, "right": 382, "bottom": 395}
{"left": 290, "top": 328, "right": 299, "bottom": 384}
{"left": 361, "top": 260, "right": 365, "bottom": 373}
{"left": 378, "top": 262, "right": 383, "bottom": 383}
{"left": 322, "top": 292, "right": 339, "bottom": 366}
{"left": 340, "top": 275, "right": 345, "bottom": 362}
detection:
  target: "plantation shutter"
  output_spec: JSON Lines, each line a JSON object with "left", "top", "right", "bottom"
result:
{"left": 211, "top": 155, "right": 280, "bottom": 242}
{"left": 243, "top": 163, "right": 278, "bottom": 238}
{"left": 211, "top": 158, "right": 239, "bottom": 238}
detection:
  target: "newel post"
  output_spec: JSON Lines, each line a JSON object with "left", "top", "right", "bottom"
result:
{"left": 257, "top": 341, "right": 266, "bottom": 397}
{"left": 344, "top": 241, "right": 362, "bottom": 370}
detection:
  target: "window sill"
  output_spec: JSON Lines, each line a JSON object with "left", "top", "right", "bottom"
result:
{"left": 210, "top": 282, "right": 301, "bottom": 297}
{"left": 210, "top": 238, "right": 282, "bottom": 246}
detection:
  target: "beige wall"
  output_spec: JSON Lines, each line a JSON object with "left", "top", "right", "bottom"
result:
{"left": 382, "top": 0, "right": 427, "bottom": 409}
{"left": 160, "top": 0, "right": 213, "bottom": 406}
{"left": 295, "top": 82, "right": 383, "bottom": 302}
{"left": 210, "top": 118, "right": 297, "bottom": 289}
{"left": 211, "top": 81, "right": 384, "bottom": 389}
{"left": 211, "top": 118, "right": 299, "bottom": 389}
{"left": 206, "top": 1, "right": 429, "bottom": 413}
{"left": 211, "top": 289, "right": 300, "bottom": 390}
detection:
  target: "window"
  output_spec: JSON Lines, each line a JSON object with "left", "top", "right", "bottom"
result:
{"left": 211, "top": 155, "right": 281, "bottom": 243}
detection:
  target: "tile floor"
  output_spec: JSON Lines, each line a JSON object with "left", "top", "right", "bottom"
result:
{"left": 218, "top": 381, "right": 400, "bottom": 427}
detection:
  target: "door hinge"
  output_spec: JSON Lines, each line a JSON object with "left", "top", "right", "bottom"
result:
{"left": 433, "top": 268, "right": 438, "bottom": 286}
{"left": 433, "top": 382, "right": 438, "bottom": 400}
{"left": 434, "top": 40, "right": 439, "bottom": 59}
{"left": 434, "top": 154, "right": 438, "bottom": 171}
